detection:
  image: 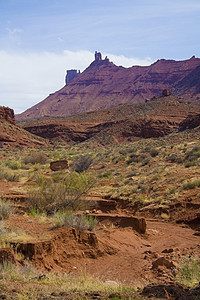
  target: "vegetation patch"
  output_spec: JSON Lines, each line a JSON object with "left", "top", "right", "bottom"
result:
{"left": 177, "top": 256, "right": 200, "bottom": 288}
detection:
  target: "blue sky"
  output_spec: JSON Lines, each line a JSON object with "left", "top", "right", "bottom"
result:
{"left": 0, "top": 0, "right": 200, "bottom": 113}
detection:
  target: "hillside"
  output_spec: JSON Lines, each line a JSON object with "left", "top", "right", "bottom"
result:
{"left": 0, "top": 123, "right": 200, "bottom": 299}
{"left": 20, "top": 95, "right": 200, "bottom": 145}
{"left": 0, "top": 106, "right": 48, "bottom": 148}
{"left": 16, "top": 54, "right": 200, "bottom": 121}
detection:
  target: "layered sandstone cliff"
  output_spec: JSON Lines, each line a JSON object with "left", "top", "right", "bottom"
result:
{"left": 22, "top": 96, "right": 200, "bottom": 145}
{"left": 17, "top": 54, "right": 200, "bottom": 121}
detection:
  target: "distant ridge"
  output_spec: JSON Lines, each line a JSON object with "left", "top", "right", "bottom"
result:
{"left": 16, "top": 53, "right": 200, "bottom": 121}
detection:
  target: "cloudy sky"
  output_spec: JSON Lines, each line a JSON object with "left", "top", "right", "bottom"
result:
{"left": 0, "top": 0, "right": 199, "bottom": 113}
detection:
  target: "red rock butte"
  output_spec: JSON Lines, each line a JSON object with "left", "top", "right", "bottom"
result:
{"left": 16, "top": 53, "right": 200, "bottom": 121}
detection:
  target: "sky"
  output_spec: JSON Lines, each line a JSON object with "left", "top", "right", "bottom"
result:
{"left": 0, "top": 0, "right": 200, "bottom": 114}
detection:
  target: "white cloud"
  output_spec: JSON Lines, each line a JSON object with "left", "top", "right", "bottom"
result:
{"left": 0, "top": 50, "right": 153, "bottom": 114}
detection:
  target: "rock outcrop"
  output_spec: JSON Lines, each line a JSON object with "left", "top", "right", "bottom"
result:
{"left": 179, "top": 114, "right": 200, "bottom": 131}
{"left": 0, "top": 106, "right": 48, "bottom": 148}
{"left": 21, "top": 96, "right": 200, "bottom": 145}
{"left": 16, "top": 54, "right": 200, "bottom": 121}
{"left": 0, "top": 106, "right": 15, "bottom": 124}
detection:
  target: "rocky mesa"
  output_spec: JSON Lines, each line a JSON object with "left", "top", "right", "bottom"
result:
{"left": 16, "top": 53, "right": 200, "bottom": 121}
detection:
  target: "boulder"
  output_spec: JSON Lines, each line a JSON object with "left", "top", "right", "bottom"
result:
{"left": 50, "top": 160, "right": 69, "bottom": 171}
{"left": 162, "top": 89, "right": 171, "bottom": 97}
{"left": 152, "top": 256, "right": 176, "bottom": 269}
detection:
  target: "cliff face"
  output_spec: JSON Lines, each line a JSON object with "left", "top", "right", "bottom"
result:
{"left": 179, "top": 114, "right": 200, "bottom": 131}
{"left": 0, "top": 106, "right": 48, "bottom": 148}
{"left": 0, "top": 106, "right": 15, "bottom": 124}
{"left": 22, "top": 96, "right": 200, "bottom": 145}
{"left": 16, "top": 55, "right": 200, "bottom": 121}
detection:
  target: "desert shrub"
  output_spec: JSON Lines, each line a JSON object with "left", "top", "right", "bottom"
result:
{"left": 141, "top": 158, "right": 150, "bottom": 166}
{"left": 185, "top": 146, "right": 200, "bottom": 162}
{"left": 4, "top": 160, "right": 22, "bottom": 170}
{"left": 4, "top": 160, "right": 28, "bottom": 170}
{"left": 119, "top": 147, "right": 135, "bottom": 155}
{"left": 0, "top": 169, "right": 20, "bottom": 182}
{"left": 27, "top": 172, "right": 95, "bottom": 213}
{"left": 0, "top": 198, "right": 13, "bottom": 220}
{"left": 23, "top": 151, "right": 47, "bottom": 165}
{"left": 177, "top": 256, "right": 200, "bottom": 287}
{"left": 98, "top": 171, "right": 112, "bottom": 178}
{"left": 166, "top": 154, "right": 183, "bottom": 164}
{"left": 184, "top": 160, "right": 197, "bottom": 168}
{"left": 71, "top": 154, "right": 93, "bottom": 173}
{"left": 126, "top": 153, "right": 149, "bottom": 165}
{"left": 182, "top": 179, "right": 200, "bottom": 190}
{"left": 149, "top": 148, "right": 159, "bottom": 157}
{"left": 126, "top": 170, "right": 137, "bottom": 178}
{"left": 126, "top": 154, "right": 139, "bottom": 164}
{"left": 53, "top": 211, "right": 98, "bottom": 231}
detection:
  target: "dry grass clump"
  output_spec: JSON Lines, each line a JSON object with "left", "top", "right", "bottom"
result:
{"left": 182, "top": 178, "right": 200, "bottom": 190}
{"left": 53, "top": 211, "right": 98, "bottom": 231}
{"left": 0, "top": 262, "right": 137, "bottom": 299}
{"left": 0, "top": 198, "right": 13, "bottom": 220}
{"left": 0, "top": 167, "right": 20, "bottom": 182}
{"left": 23, "top": 151, "right": 48, "bottom": 165}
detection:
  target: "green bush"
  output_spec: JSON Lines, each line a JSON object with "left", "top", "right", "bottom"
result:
{"left": 27, "top": 172, "right": 95, "bottom": 213}
{"left": 0, "top": 198, "right": 13, "bottom": 220}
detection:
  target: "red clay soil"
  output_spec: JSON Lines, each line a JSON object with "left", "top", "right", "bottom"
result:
{"left": 0, "top": 180, "right": 20, "bottom": 196}
{"left": 1, "top": 175, "right": 200, "bottom": 291}
{"left": 2, "top": 214, "right": 200, "bottom": 286}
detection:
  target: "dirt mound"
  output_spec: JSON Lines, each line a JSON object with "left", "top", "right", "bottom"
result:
{"left": 16, "top": 55, "right": 200, "bottom": 121}
{"left": 15, "top": 227, "right": 110, "bottom": 271}
{"left": 2, "top": 212, "right": 199, "bottom": 285}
